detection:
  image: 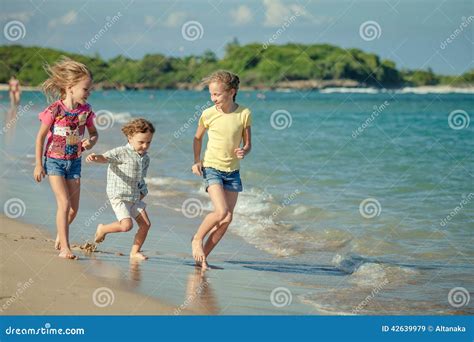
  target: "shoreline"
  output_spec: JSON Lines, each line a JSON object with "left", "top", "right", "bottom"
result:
{"left": 0, "top": 215, "right": 192, "bottom": 315}
{"left": 1, "top": 83, "right": 473, "bottom": 93}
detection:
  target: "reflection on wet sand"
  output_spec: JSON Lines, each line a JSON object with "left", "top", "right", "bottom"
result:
{"left": 3, "top": 105, "right": 17, "bottom": 144}
{"left": 129, "top": 259, "right": 143, "bottom": 282}
{"left": 181, "top": 268, "right": 219, "bottom": 314}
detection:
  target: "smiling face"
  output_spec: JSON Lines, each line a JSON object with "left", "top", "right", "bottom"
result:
{"left": 209, "top": 81, "right": 236, "bottom": 111}
{"left": 128, "top": 131, "right": 154, "bottom": 155}
{"left": 69, "top": 77, "right": 92, "bottom": 105}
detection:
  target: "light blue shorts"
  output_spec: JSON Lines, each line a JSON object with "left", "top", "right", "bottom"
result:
{"left": 202, "top": 167, "right": 242, "bottom": 192}
{"left": 44, "top": 157, "right": 82, "bottom": 179}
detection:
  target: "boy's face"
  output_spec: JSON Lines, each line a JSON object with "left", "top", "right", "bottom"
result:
{"left": 209, "top": 81, "right": 235, "bottom": 110}
{"left": 128, "top": 132, "right": 153, "bottom": 155}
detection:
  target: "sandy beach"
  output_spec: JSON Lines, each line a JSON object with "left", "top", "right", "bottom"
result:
{"left": 0, "top": 215, "right": 185, "bottom": 315}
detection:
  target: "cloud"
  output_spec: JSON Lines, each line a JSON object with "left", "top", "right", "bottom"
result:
{"left": 230, "top": 5, "right": 253, "bottom": 26}
{"left": 0, "top": 11, "right": 34, "bottom": 23}
{"left": 262, "top": 0, "right": 307, "bottom": 27}
{"left": 163, "top": 11, "right": 187, "bottom": 28}
{"left": 48, "top": 10, "right": 78, "bottom": 29}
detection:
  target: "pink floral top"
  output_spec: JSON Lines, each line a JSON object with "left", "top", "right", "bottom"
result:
{"left": 39, "top": 100, "right": 96, "bottom": 160}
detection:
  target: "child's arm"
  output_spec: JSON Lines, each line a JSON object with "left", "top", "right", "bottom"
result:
{"left": 192, "top": 125, "right": 206, "bottom": 176}
{"left": 33, "top": 123, "right": 50, "bottom": 182}
{"left": 86, "top": 153, "right": 108, "bottom": 163}
{"left": 235, "top": 127, "right": 252, "bottom": 159}
{"left": 138, "top": 156, "right": 150, "bottom": 199}
{"left": 82, "top": 125, "right": 99, "bottom": 150}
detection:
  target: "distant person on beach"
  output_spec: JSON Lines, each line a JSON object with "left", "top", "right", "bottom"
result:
{"left": 33, "top": 57, "right": 98, "bottom": 260}
{"left": 191, "top": 70, "right": 252, "bottom": 269}
{"left": 87, "top": 118, "right": 154, "bottom": 260}
{"left": 8, "top": 75, "right": 21, "bottom": 106}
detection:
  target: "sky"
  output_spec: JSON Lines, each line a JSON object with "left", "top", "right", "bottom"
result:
{"left": 1, "top": 0, "right": 473, "bottom": 75}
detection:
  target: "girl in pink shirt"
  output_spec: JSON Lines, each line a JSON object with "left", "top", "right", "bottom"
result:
{"left": 33, "top": 57, "right": 98, "bottom": 260}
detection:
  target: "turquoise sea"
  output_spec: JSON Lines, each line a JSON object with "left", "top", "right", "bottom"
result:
{"left": 1, "top": 89, "right": 473, "bottom": 314}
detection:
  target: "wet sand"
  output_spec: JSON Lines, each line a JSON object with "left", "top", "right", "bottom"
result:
{"left": 0, "top": 215, "right": 188, "bottom": 315}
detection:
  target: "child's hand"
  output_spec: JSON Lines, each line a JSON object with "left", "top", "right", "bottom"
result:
{"left": 33, "top": 165, "right": 45, "bottom": 182}
{"left": 82, "top": 138, "right": 93, "bottom": 150}
{"left": 192, "top": 162, "right": 203, "bottom": 176}
{"left": 234, "top": 148, "right": 246, "bottom": 159}
{"left": 86, "top": 153, "right": 99, "bottom": 163}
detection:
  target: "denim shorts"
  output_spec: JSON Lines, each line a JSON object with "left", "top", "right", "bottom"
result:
{"left": 202, "top": 167, "right": 242, "bottom": 192}
{"left": 44, "top": 157, "right": 82, "bottom": 179}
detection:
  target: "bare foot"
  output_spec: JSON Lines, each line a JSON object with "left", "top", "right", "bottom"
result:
{"left": 58, "top": 249, "right": 77, "bottom": 260}
{"left": 130, "top": 252, "right": 148, "bottom": 260}
{"left": 54, "top": 235, "right": 61, "bottom": 250}
{"left": 192, "top": 236, "right": 206, "bottom": 264}
{"left": 196, "top": 260, "right": 211, "bottom": 271}
{"left": 94, "top": 224, "right": 106, "bottom": 243}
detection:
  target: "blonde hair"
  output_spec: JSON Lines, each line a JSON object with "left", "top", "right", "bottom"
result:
{"left": 122, "top": 118, "right": 155, "bottom": 137}
{"left": 42, "top": 56, "right": 92, "bottom": 102}
{"left": 202, "top": 70, "right": 240, "bottom": 101}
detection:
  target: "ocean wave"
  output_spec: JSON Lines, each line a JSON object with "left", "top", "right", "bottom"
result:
{"left": 319, "top": 87, "right": 380, "bottom": 94}
{"left": 229, "top": 187, "right": 352, "bottom": 257}
{"left": 396, "top": 86, "right": 474, "bottom": 94}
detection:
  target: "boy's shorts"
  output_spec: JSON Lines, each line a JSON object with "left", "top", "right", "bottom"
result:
{"left": 44, "top": 157, "right": 81, "bottom": 179}
{"left": 110, "top": 198, "right": 146, "bottom": 222}
{"left": 202, "top": 167, "right": 242, "bottom": 192}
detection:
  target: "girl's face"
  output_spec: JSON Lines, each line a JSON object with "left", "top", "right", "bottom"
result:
{"left": 128, "top": 132, "right": 154, "bottom": 155}
{"left": 69, "top": 77, "right": 92, "bottom": 105}
{"left": 209, "top": 81, "right": 235, "bottom": 110}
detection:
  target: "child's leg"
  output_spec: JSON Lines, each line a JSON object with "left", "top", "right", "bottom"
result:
{"left": 203, "top": 190, "right": 238, "bottom": 257}
{"left": 55, "top": 179, "right": 81, "bottom": 250}
{"left": 95, "top": 218, "right": 133, "bottom": 243}
{"left": 130, "top": 209, "right": 151, "bottom": 260}
{"left": 192, "top": 185, "right": 229, "bottom": 264}
{"left": 48, "top": 176, "right": 76, "bottom": 259}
